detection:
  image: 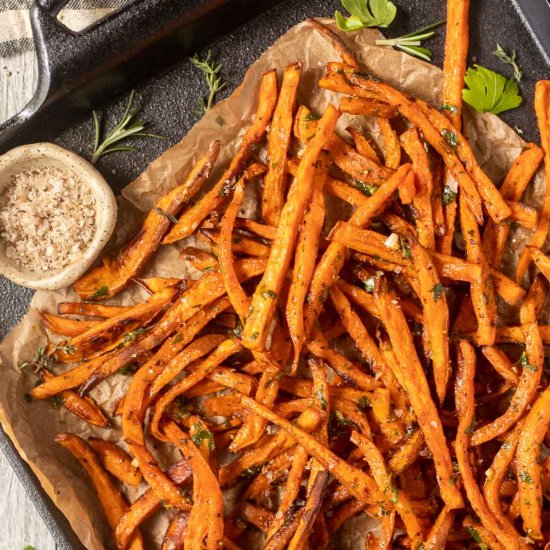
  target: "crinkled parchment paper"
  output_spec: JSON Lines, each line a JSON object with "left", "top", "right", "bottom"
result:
{"left": 0, "top": 19, "right": 544, "bottom": 550}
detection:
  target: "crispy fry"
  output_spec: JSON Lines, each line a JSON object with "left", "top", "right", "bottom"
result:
{"left": 88, "top": 438, "right": 142, "bottom": 487}
{"left": 262, "top": 61, "right": 302, "bottom": 225}
{"left": 481, "top": 347, "right": 520, "bottom": 386}
{"left": 374, "top": 277, "right": 462, "bottom": 509}
{"left": 339, "top": 96, "right": 396, "bottom": 119}
{"left": 409, "top": 233, "right": 450, "bottom": 403}
{"left": 56, "top": 433, "right": 144, "bottom": 550}
{"left": 287, "top": 152, "right": 328, "bottom": 368}
{"left": 463, "top": 517, "right": 506, "bottom": 550}
{"left": 161, "top": 513, "right": 186, "bottom": 550}
{"left": 516, "top": 383, "right": 550, "bottom": 539}
{"left": 400, "top": 128, "right": 436, "bottom": 249}
{"left": 234, "top": 217, "right": 277, "bottom": 240}
{"left": 39, "top": 312, "right": 98, "bottom": 337}
{"left": 242, "top": 104, "right": 340, "bottom": 350}
{"left": 39, "top": 369, "right": 109, "bottom": 428}
{"left": 163, "top": 71, "right": 278, "bottom": 245}
{"left": 470, "top": 323, "right": 544, "bottom": 445}
{"left": 388, "top": 429, "right": 425, "bottom": 474}
{"left": 240, "top": 395, "right": 379, "bottom": 503}
{"left": 520, "top": 273, "right": 548, "bottom": 325}
{"left": 516, "top": 81, "right": 550, "bottom": 283}
{"left": 351, "top": 430, "right": 423, "bottom": 544}
{"left": 307, "top": 18, "right": 360, "bottom": 69}
{"left": 424, "top": 507, "right": 454, "bottom": 550}
{"left": 459, "top": 192, "right": 496, "bottom": 346}
{"left": 75, "top": 142, "right": 219, "bottom": 299}
{"left": 482, "top": 423, "right": 523, "bottom": 541}
{"left": 303, "top": 164, "right": 412, "bottom": 340}
{"left": 454, "top": 340, "right": 517, "bottom": 548}
{"left": 163, "top": 420, "right": 224, "bottom": 550}
{"left": 378, "top": 117, "right": 401, "bottom": 170}
{"left": 347, "top": 126, "right": 381, "bottom": 163}
{"left": 531, "top": 247, "right": 550, "bottom": 283}
{"left": 57, "top": 302, "right": 129, "bottom": 319}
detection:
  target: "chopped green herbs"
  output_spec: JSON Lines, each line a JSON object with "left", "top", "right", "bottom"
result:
{"left": 430, "top": 283, "right": 444, "bottom": 302}
{"left": 442, "top": 184, "right": 457, "bottom": 205}
{"left": 190, "top": 422, "right": 215, "bottom": 451}
{"left": 519, "top": 470, "right": 533, "bottom": 484}
{"left": 90, "top": 286, "right": 109, "bottom": 299}
{"left": 441, "top": 129, "right": 458, "bottom": 149}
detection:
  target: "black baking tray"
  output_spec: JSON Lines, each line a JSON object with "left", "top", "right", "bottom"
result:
{"left": 0, "top": 0, "right": 549, "bottom": 548}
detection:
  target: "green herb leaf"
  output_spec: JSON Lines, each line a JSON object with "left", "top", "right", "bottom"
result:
{"left": 262, "top": 289, "right": 278, "bottom": 300}
{"left": 519, "top": 470, "right": 533, "bottom": 484}
{"left": 240, "top": 464, "right": 263, "bottom": 478}
{"left": 442, "top": 184, "right": 457, "bottom": 205}
{"left": 190, "top": 422, "right": 215, "bottom": 452}
{"left": 152, "top": 207, "right": 179, "bottom": 224}
{"left": 401, "top": 238, "right": 411, "bottom": 260}
{"left": 358, "top": 395, "right": 372, "bottom": 410}
{"left": 493, "top": 43, "right": 522, "bottom": 82}
{"left": 441, "top": 129, "right": 458, "bottom": 149}
{"left": 441, "top": 103, "right": 458, "bottom": 113}
{"left": 430, "top": 283, "right": 444, "bottom": 302}
{"left": 118, "top": 362, "right": 139, "bottom": 376}
{"left": 519, "top": 351, "right": 538, "bottom": 372}
{"left": 462, "top": 65, "right": 523, "bottom": 115}
{"left": 23, "top": 546, "right": 36, "bottom": 550}
{"left": 91, "top": 90, "right": 163, "bottom": 164}
{"left": 90, "top": 286, "right": 109, "bottom": 300}
{"left": 316, "top": 389, "right": 328, "bottom": 410}
{"left": 336, "top": 0, "right": 397, "bottom": 32}
{"left": 465, "top": 416, "right": 477, "bottom": 435}
{"left": 466, "top": 526, "right": 488, "bottom": 549}
{"left": 304, "top": 112, "right": 320, "bottom": 121}
{"left": 355, "top": 181, "right": 378, "bottom": 196}
{"left": 375, "top": 20, "right": 445, "bottom": 62}
{"left": 191, "top": 50, "right": 227, "bottom": 114}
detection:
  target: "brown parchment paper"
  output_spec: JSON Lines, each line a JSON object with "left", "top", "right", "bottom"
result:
{"left": 0, "top": 18, "right": 545, "bottom": 550}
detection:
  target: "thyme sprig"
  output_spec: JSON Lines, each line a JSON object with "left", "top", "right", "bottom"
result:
{"left": 91, "top": 90, "right": 164, "bottom": 164}
{"left": 190, "top": 50, "right": 227, "bottom": 114}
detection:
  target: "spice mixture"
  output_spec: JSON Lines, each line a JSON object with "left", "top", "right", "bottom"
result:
{"left": 0, "top": 166, "right": 96, "bottom": 272}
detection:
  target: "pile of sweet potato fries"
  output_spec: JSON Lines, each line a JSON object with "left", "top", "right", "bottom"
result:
{"left": 28, "top": 5, "right": 550, "bottom": 549}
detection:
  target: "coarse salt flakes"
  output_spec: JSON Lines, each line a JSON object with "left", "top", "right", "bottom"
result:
{"left": 0, "top": 166, "right": 96, "bottom": 273}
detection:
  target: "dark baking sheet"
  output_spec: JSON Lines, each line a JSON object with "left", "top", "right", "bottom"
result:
{"left": 0, "top": 0, "right": 549, "bottom": 548}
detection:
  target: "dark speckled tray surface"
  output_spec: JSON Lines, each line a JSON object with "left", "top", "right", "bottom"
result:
{"left": 0, "top": 1, "right": 548, "bottom": 548}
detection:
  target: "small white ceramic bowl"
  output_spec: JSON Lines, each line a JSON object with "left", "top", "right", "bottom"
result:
{"left": 0, "top": 143, "right": 117, "bottom": 290}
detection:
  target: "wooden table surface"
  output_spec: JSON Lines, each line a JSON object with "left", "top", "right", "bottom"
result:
{"left": 1, "top": 50, "right": 59, "bottom": 550}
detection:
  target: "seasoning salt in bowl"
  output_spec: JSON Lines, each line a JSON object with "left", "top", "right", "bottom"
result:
{"left": 0, "top": 143, "right": 117, "bottom": 290}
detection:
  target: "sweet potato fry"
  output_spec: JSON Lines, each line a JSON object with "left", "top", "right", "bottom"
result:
{"left": 262, "top": 61, "right": 302, "bottom": 225}
{"left": 459, "top": 192, "right": 496, "bottom": 346}
{"left": 388, "top": 429, "right": 424, "bottom": 474}
{"left": 400, "top": 128, "right": 436, "bottom": 249}
{"left": 286, "top": 152, "right": 328, "bottom": 368}
{"left": 462, "top": 517, "right": 506, "bottom": 550}
{"left": 516, "top": 81, "right": 550, "bottom": 283}
{"left": 234, "top": 217, "right": 277, "bottom": 240}
{"left": 470, "top": 324, "right": 543, "bottom": 446}
{"left": 424, "top": 507, "right": 454, "bottom": 550}
{"left": 161, "top": 514, "right": 186, "bottom": 550}
{"left": 57, "top": 302, "right": 129, "bottom": 318}
{"left": 163, "top": 420, "right": 224, "bottom": 550}
{"left": 39, "top": 369, "right": 109, "bottom": 428}
{"left": 347, "top": 126, "right": 381, "bottom": 163}
{"left": 516, "top": 383, "right": 550, "bottom": 539}
{"left": 374, "top": 277, "right": 462, "bottom": 509}
{"left": 307, "top": 18, "right": 360, "bottom": 69}
{"left": 56, "top": 433, "right": 144, "bottom": 550}
{"left": 79, "top": 260, "right": 263, "bottom": 393}
{"left": 163, "top": 71, "right": 278, "bottom": 246}
{"left": 240, "top": 395, "right": 379, "bottom": 503}
{"left": 339, "top": 96, "right": 396, "bottom": 118}
{"left": 88, "top": 437, "right": 142, "bottom": 487}
{"left": 150, "top": 338, "right": 242, "bottom": 440}
{"left": 351, "top": 430, "right": 423, "bottom": 544}
{"left": 75, "top": 142, "right": 219, "bottom": 299}
{"left": 242, "top": 104, "right": 339, "bottom": 350}
{"left": 53, "top": 287, "right": 178, "bottom": 363}
{"left": 454, "top": 340, "right": 517, "bottom": 548}
{"left": 303, "top": 164, "right": 412, "bottom": 339}
{"left": 409, "top": 233, "right": 450, "bottom": 403}
{"left": 378, "top": 118, "right": 401, "bottom": 170}
{"left": 481, "top": 347, "right": 519, "bottom": 386}
{"left": 519, "top": 273, "right": 548, "bottom": 325}
{"left": 531, "top": 247, "right": 550, "bottom": 283}
{"left": 39, "top": 312, "right": 98, "bottom": 337}
{"left": 482, "top": 423, "right": 523, "bottom": 541}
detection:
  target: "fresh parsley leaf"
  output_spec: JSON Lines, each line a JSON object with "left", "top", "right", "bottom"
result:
{"left": 430, "top": 283, "right": 444, "bottom": 302}
{"left": 304, "top": 112, "right": 320, "bottom": 121}
{"left": 493, "top": 43, "right": 522, "bottom": 82}
{"left": 400, "top": 238, "right": 411, "bottom": 260}
{"left": 441, "top": 129, "right": 458, "bottom": 149}
{"left": 190, "top": 422, "right": 215, "bottom": 451}
{"left": 336, "top": 0, "right": 397, "bottom": 32}
{"left": 465, "top": 416, "right": 477, "bottom": 435}
{"left": 90, "top": 286, "right": 109, "bottom": 299}
{"left": 466, "top": 526, "right": 488, "bottom": 549}
{"left": 519, "top": 351, "right": 538, "bottom": 372}
{"left": 355, "top": 181, "right": 378, "bottom": 196}
{"left": 358, "top": 395, "right": 371, "bottom": 410}
{"left": 316, "top": 389, "right": 328, "bottom": 410}
{"left": 442, "top": 184, "right": 457, "bottom": 205}
{"left": 364, "top": 277, "right": 376, "bottom": 293}
{"left": 384, "top": 473, "right": 399, "bottom": 504}
{"left": 519, "top": 470, "right": 533, "bottom": 483}
{"left": 441, "top": 103, "right": 458, "bottom": 113}
{"left": 462, "top": 65, "right": 523, "bottom": 115}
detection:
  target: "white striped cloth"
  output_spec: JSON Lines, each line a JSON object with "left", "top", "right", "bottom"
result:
{"left": 0, "top": 0, "right": 131, "bottom": 57}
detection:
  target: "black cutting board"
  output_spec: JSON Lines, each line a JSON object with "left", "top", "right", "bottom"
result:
{"left": 0, "top": 0, "right": 548, "bottom": 548}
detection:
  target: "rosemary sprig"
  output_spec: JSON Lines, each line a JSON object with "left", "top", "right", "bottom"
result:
{"left": 190, "top": 50, "right": 227, "bottom": 114}
{"left": 375, "top": 20, "right": 445, "bottom": 62}
{"left": 91, "top": 90, "right": 164, "bottom": 164}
